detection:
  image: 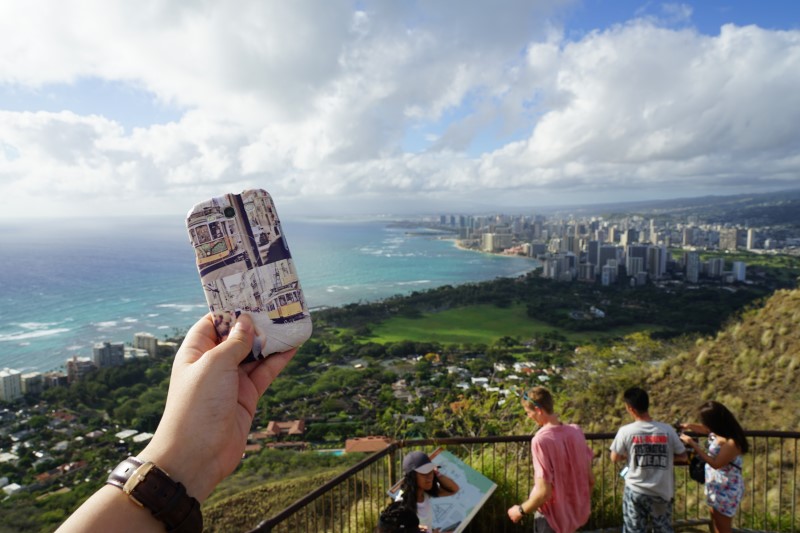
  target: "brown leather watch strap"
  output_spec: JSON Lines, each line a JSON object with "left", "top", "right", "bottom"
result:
{"left": 107, "top": 457, "right": 203, "bottom": 532}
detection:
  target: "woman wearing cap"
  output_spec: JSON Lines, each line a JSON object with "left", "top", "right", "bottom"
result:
{"left": 397, "top": 451, "right": 460, "bottom": 533}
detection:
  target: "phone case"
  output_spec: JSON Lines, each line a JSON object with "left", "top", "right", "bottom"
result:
{"left": 186, "top": 189, "right": 312, "bottom": 361}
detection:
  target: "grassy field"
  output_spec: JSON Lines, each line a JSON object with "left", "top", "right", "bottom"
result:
{"left": 365, "top": 303, "right": 669, "bottom": 344}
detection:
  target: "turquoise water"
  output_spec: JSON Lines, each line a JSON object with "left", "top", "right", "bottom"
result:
{"left": 0, "top": 216, "right": 538, "bottom": 372}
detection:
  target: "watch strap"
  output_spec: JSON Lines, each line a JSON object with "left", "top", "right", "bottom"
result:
{"left": 107, "top": 457, "right": 203, "bottom": 532}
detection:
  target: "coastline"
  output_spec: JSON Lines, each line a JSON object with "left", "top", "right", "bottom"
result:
{"left": 1, "top": 220, "right": 540, "bottom": 374}
{"left": 448, "top": 236, "right": 541, "bottom": 262}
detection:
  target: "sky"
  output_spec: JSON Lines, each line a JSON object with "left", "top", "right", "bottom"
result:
{"left": 1, "top": 0, "right": 799, "bottom": 219}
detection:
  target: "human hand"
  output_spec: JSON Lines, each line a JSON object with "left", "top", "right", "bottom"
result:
{"left": 679, "top": 434, "right": 697, "bottom": 449}
{"left": 138, "top": 314, "right": 296, "bottom": 502}
{"left": 507, "top": 505, "right": 524, "bottom": 523}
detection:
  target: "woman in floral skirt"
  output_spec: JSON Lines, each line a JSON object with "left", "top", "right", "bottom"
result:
{"left": 680, "top": 401, "right": 748, "bottom": 533}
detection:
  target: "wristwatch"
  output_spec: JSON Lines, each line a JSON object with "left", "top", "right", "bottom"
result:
{"left": 517, "top": 504, "right": 526, "bottom": 516}
{"left": 107, "top": 456, "right": 203, "bottom": 532}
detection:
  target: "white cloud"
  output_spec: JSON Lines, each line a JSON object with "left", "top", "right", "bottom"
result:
{"left": 0, "top": 1, "right": 798, "bottom": 218}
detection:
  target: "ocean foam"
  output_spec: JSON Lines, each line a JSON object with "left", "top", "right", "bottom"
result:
{"left": 157, "top": 303, "right": 206, "bottom": 313}
{"left": 0, "top": 328, "right": 70, "bottom": 342}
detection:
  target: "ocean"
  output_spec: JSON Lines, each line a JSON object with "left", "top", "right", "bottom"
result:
{"left": 0, "top": 216, "right": 538, "bottom": 373}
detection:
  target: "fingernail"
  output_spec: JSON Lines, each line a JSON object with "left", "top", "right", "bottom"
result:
{"left": 233, "top": 316, "right": 253, "bottom": 334}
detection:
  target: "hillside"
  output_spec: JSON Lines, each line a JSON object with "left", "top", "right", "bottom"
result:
{"left": 562, "top": 289, "right": 800, "bottom": 432}
{"left": 203, "top": 471, "right": 351, "bottom": 532}
{"left": 649, "top": 288, "right": 800, "bottom": 432}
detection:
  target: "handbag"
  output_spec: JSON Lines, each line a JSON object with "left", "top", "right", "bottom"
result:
{"left": 689, "top": 455, "right": 706, "bottom": 484}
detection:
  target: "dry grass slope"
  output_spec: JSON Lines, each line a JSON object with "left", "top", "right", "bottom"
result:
{"left": 648, "top": 288, "right": 800, "bottom": 431}
{"left": 203, "top": 472, "right": 339, "bottom": 532}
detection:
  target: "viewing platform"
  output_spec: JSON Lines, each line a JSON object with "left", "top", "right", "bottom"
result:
{"left": 249, "top": 430, "right": 799, "bottom": 532}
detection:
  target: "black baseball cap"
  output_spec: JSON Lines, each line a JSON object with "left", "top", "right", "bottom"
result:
{"left": 402, "top": 451, "right": 436, "bottom": 475}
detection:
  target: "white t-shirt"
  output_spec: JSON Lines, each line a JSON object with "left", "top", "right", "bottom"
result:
{"left": 395, "top": 490, "right": 433, "bottom": 532}
{"left": 610, "top": 420, "right": 686, "bottom": 501}
{"left": 416, "top": 492, "right": 433, "bottom": 532}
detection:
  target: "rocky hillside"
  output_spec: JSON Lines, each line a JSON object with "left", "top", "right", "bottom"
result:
{"left": 649, "top": 288, "right": 800, "bottom": 431}
{"left": 561, "top": 288, "right": 800, "bottom": 433}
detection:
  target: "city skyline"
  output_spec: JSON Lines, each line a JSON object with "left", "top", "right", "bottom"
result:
{"left": 1, "top": 1, "right": 799, "bottom": 219}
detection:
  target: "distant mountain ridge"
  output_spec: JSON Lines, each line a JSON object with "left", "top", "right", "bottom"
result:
{"left": 543, "top": 187, "right": 800, "bottom": 225}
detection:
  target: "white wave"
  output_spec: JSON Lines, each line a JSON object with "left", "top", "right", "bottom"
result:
{"left": 95, "top": 321, "right": 117, "bottom": 328}
{"left": 326, "top": 285, "right": 351, "bottom": 292}
{"left": 66, "top": 345, "right": 83, "bottom": 351}
{"left": 18, "top": 321, "right": 60, "bottom": 329}
{"left": 147, "top": 313, "right": 160, "bottom": 318}
{"left": 395, "top": 280, "right": 432, "bottom": 286}
{"left": 122, "top": 317, "right": 138, "bottom": 323}
{"left": 157, "top": 303, "right": 206, "bottom": 313}
{"left": 0, "top": 328, "right": 70, "bottom": 342}
{"left": 18, "top": 342, "right": 30, "bottom": 346}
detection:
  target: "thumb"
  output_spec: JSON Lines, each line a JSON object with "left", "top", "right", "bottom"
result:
{"left": 213, "top": 314, "right": 255, "bottom": 365}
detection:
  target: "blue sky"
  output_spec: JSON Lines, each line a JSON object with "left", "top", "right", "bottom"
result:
{"left": 0, "top": 1, "right": 798, "bottom": 218}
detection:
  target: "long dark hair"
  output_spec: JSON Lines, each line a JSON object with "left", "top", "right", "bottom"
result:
{"left": 399, "top": 470, "right": 441, "bottom": 512}
{"left": 699, "top": 401, "right": 749, "bottom": 454}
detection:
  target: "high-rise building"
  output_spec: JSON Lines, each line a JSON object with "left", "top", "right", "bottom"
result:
{"left": 601, "top": 264, "right": 618, "bottom": 286}
{"left": 620, "top": 229, "right": 639, "bottom": 247}
{"left": 21, "top": 372, "right": 43, "bottom": 396}
{"left": 598, "top": 245, "right": 622, "bottom": 269}
{"left": 685, "top": 252, "right": 700, "bottom": 283}
{"left": 93, "top": 342, "right": 125, "bottom": 368}
{"left": 719, "top": 228, "right": 744, "bottom": 251}
{"left": 706, "top": 258, "right": 726, "bottom": 278}
{"left": 578, "top": 263, "right": 596, "bottom": 281}
{"left": 67, "top": 357, "right": 96, "bottom": 384}
{"left": 682, "top": 227, "right": 694, "bottom": 247}
{"left": 481, "top": 232, "right": 513, "bottom": 253}
{"left": 646, "top": 246, "right": 666, "bottom": 280}
{"left": 626, "top": 256, "right": 644, "bottom": 277}
{"left": 732, "top": 261, "right": 746, "bottom": 282}
{"left": 587, "top": 241, "right": 600, "bottom": 266}
{"left": 0, "top": 368, "right": 22, "bottom": 402}
{"left": 746, "top": 229, "right": 756, "bottom": 250}
{"left": 134, "top": 332, "right": 158, "bottom": 358}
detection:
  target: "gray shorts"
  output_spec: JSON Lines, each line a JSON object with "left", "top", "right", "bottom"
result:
{"left": 532, "top": 511, "right": 556, "bottom": 533}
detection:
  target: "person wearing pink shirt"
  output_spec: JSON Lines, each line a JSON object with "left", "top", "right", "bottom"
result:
{"left": 508, "top": 386, "right": 595, "bottom": 533}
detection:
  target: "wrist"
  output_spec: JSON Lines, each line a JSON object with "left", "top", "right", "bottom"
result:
{"left": 517, "top": 504, "right": 526, "bottom": 516}
{"left": 139, "top": 440, "right": 208, "bottom": 503}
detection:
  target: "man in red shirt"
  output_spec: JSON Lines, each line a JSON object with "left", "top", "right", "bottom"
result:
{"left": 507, "top": 386, "right": 595, "bottom": 533}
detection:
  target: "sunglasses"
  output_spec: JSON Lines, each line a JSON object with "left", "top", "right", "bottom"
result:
{"left": 521, "top": 390, "right": 542, "bottom": 410}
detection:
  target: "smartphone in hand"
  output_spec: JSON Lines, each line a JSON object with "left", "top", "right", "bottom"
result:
{"left": 186, "top": 189, "right": 312, "bottom": 361}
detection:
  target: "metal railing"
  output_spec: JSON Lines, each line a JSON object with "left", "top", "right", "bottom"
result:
{"left": 249, "top": 431, "right": 800, "bottom": 533}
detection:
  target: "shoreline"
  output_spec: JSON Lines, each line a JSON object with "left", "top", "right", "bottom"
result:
{"left": 447, "top": 236, "right": 541, "bottom": 262}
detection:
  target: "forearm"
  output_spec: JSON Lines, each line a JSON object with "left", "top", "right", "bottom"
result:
{"left": 683, "top": 423, "right": 709, "bottom": 434}
{"left": 686, "top": 440, "right": 734, "bottom": 469}
{"left": 610, "top": 451, "right": 627, "bottom": 464}
{"left": 436, "top": 473, "right": 460, "bottom": 495}
{"left": 57, "top": 485, "right": 163, "bottom": 533}
{"left": 520, "top": 480, "right": 551, "bottom": 514}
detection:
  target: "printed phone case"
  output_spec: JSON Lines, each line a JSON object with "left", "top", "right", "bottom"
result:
{"left": 186, "top": 189, "right": 312, "bottom": 360}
